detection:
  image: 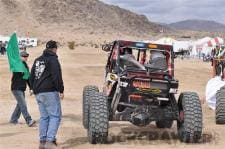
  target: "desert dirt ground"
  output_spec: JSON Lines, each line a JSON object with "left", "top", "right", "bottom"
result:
{"left": 0, "top": 45, "right": 224, "bottom": 149}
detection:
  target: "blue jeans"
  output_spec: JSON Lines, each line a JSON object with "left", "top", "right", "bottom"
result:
{"left": 10, "top": 90, "right": 32, "bottom": 124}
{"left": 35, "top": 92, "right": 62, "bottom": 142}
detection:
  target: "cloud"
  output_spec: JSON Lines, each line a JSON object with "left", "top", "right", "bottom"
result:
{"left": 100, "top": 0, "right": 225, "bottom": 24}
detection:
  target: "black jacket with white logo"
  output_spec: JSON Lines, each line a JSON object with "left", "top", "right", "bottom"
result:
{"left": 30, "top": 49, "right": 64, "bottom": 94}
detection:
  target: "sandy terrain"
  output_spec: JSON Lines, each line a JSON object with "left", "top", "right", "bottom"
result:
{"left": 0, "top": 45, "right": 224, "bottom": 149}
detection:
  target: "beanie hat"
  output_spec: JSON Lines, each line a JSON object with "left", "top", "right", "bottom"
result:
{"left": 46, "top": 40, "right": 57, "bottom": 49}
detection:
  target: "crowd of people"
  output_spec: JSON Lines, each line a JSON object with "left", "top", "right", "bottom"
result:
{"left": 202, "top": 45, "right": 225, "bottom": 62}
{"left": 174, "top": 48, "right": 191, "bottom": 59}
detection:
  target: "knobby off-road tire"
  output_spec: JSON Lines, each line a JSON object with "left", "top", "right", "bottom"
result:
{"left": 156, "top": 120, "right": 173, "bottom": 128}
{"left": 88, "top": 92, "right": 109, "bottom": 144}
{"left": 216, "top": 87, "right": 225, "bottom": 124}
{"left": 177, "top": 92, "right": 202, "bottom": 143}
{"left": 82, "top": 85, "right": 99, "bottom": 129}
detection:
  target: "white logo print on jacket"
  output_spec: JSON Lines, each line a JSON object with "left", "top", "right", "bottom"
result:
{"left": 35, "top": 60, "right": 46, "bottom": 79}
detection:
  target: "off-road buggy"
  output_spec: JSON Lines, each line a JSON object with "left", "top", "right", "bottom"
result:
{"left": 211, "top": 45, "right": 225, "bottom": 124}
{"left": 83, "top": 40, "right": 202, "bottom": 144}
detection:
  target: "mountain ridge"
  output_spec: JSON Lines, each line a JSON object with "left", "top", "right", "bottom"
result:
{"left": 169, "top": 19, "right": 225, "bottom": 32}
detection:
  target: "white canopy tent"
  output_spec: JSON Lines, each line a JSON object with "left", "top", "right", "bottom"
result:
{"left": 201, "top": 37, "right": 225, "bottom": 55}
{"left": 145, "top": 36, "right": 225, "bottom": 56}
{"left": 0, "top": 36, "right": 10, "bottom": 43}
{"left": 154, "top": 37, "right": 177, "bottom": 45}
{"left": 195, "top": 37, "right": 212, "bottom": 45}
{"left": 173, "top": 41, "right": 191, "bottom": 52}
{"left": 191, "top": 37, "right": 212, "bottom": 56}
{"left": 0, "top": 35, "right": 38, "bottom": 47}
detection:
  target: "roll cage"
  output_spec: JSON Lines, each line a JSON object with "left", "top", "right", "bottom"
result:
{"left": 104, "top": 40, "right": 175, "bottom": 77}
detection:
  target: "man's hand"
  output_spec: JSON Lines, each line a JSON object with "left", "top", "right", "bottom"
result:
{"left": 59, "top": 93, "right": 64, "bottom": 100}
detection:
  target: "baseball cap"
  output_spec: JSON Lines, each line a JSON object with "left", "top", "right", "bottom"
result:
{"left": 46, "top": 40, "right": 57, "bottom": 49}
{"left": 20, "top": 51, "right": 29, "bottom": 57}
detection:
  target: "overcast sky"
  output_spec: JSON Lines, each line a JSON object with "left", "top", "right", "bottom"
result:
{"left": 100, "top": 0, "right": 225, "bottom": 24}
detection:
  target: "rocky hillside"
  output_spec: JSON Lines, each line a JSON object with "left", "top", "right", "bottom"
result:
{"left": 0, "top": 0, "right": 167, "bottom": 42}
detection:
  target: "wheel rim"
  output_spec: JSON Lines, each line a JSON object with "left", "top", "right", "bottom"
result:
{"left": 177, "top": 101, "right": 184, "bottom": 138}
{"left": 179, "top": 111, "right": 184, "bottom": 122}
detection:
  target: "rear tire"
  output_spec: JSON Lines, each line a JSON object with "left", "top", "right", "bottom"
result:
{"left": 88, "top": 92, "right": 109, "bottom": 144}
{"left": 177, "top": 92, "right": 202, "bottom": 143}
{"left": 216, "top": 87, "right": 225, "bottom": 124}
{"left": 156, "top": 120, "right": 173, "bottom": 128}
{"left": 82, "top": 85, "right": 99, "bottom": 129}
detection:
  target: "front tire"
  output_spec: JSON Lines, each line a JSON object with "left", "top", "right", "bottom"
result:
{"left": 82, "top": 85, "right": 99, "bottom": 129}
{"left": 216, "top": 87, "right": 225, "bottom": 124}
{"left": 88, "top": 92, "right": 109, "bottom": 144}
{"left": 177, "top": 92, "right": 202, "bottom": 143}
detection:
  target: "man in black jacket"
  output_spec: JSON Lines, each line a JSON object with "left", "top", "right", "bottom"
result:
{"left": 30, "top": 40, "right": 64, "bottom": 149}
{"left": 10, "top": 51, "right": 36, "bottom": 127}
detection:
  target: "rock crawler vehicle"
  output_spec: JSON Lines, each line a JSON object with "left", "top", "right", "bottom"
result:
{"left": 83, "top": 40, "right": 203, "bottom": 144}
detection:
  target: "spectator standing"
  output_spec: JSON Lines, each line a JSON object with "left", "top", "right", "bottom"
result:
{"left": 30, "top": 40, "right": 64, "bottom": 149}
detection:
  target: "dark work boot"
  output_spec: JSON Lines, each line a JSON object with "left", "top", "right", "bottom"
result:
{"left": 45, "top": 140, "right": 58, "bottom": 149}
{"left": 39, "top": 140, "right": 46, "bottom": 149}
{"left": 28, "top": 120, "right": 36, "bottom": 127}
